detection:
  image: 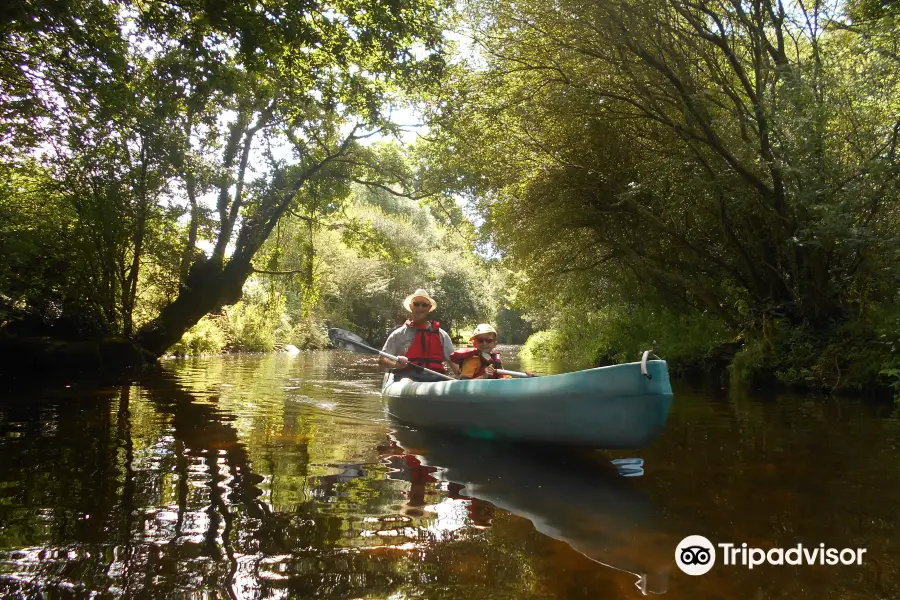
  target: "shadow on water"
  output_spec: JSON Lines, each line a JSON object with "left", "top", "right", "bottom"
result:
{"left": 386, "top": 426, "right": 673, "bottom": 595}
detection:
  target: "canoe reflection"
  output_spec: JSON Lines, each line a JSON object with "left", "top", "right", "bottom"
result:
{"left": 385, "top": 426, "right": 673, "bottom": 595}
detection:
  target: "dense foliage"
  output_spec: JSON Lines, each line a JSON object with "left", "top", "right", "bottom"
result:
{"left": 2, "top": 0, "right": 897, "bottom": 395}
{"left": 0, "top": 0, "right": 471, "bottom": 355}
{"left": 422, "top": 0, "right": 900, "bottom": 392}
{"left": 169, "top": 180, "right": 520, "bottom": 355}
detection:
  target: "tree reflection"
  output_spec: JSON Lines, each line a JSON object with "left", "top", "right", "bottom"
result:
{"left": 2, "top": 360, "right": 671, "bottom": 599}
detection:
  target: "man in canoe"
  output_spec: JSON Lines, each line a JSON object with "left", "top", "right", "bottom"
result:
{"left": 379, "top": 289, "right": 461, "bottom": 381}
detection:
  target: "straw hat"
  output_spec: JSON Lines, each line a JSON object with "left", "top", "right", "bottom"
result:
{"left": 469, "top": 323, "right": 497, "bottom": 340}
{"left": 403, "top": 288, "right": 438, "bottom": 312}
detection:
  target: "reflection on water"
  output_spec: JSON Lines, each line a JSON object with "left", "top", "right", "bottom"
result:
{"left": 387, "top": 427, "right": 672, "bottom": 594}
{"left": 0, "top": 349, "right": 898, "bottom": 599}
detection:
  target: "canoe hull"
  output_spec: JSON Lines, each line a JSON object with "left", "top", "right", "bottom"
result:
{"left": 382, "top": 360, "right": 673, "bottom": 449}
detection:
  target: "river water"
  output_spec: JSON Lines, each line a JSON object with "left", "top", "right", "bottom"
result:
{"left": 0, "top": 348, "right": 898, "bottom": 599}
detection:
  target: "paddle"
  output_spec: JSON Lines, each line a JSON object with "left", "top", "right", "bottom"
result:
{"left": 328, "top": 328, "right": 456, "bottom": 382}
{"left": 474, "top": 354, "right": 532, "bottom": 378}
{"left": 495, "top": 368, "right": 531, "bottom": 378}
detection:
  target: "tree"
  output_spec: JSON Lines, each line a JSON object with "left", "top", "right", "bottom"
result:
{"left": 423, "top": 0, "right": 900, "bottom": 332}
{"left": 1, "top": 0, "right": 449, "bottom": 357}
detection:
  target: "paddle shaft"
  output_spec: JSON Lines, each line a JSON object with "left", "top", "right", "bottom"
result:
{"left": 378, "top": 347, "right": 528, "bottom": 379}
{"left": 496, "top": 369, "right": 530, "bottom": 378}
{"left": 367, "top": 342, "right": 457, "bottom": 382}
{"left": 330, "top": 329, "right": 528, "bottom": 380}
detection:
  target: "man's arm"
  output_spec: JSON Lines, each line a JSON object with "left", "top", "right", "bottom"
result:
{"left": 447, "top": 360, "right": 461, "bottom": 376}
{"left": 441, "top": 331, "right": 460, "bottom": 376}
{"left": 380, "top": 331, "right": 408, "bottom": 369}
{"left": 379, "top": 355, "right": 408, "bottom": 369}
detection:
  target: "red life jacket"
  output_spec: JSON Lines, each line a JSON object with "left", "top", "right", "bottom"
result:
{"left": 404, "top": 455, "right": 438, "bottom": 484}
{"left": 401, "top": 319, "right": 446, "bottom": 374}
{"left": 450, "top": 347, "right": 503, "bottom": 379}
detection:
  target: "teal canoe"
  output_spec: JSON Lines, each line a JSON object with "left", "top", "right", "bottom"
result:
{"left": 381, "top": 357, "right": 673, "bottom": 449}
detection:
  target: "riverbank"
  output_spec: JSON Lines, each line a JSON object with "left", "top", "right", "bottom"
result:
{"left": 0, "top": 335, "right": 155, "bottom": 382}
{"left": 3, "top": 321, "right": 897, "bottom": 403}
{"left": 522, "top": 310, "right": 900, "bottom": 401}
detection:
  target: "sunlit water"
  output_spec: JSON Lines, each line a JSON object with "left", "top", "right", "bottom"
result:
{"left": 1, "top": 348, "right": 898, "bottom": 599}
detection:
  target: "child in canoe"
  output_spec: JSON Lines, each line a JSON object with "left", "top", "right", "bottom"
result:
{"left": 450, "top": 324, "right": 535, "bottom": 379}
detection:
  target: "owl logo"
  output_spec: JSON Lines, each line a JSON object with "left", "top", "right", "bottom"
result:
{"left": 675, "top": 535, "right": 716, "bottom": 575}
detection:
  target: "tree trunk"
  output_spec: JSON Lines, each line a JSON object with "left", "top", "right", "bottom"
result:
{"left": 137, "top": 123, "right": 359, "bottom": 357}
{"left": 135, "top": 255, "right": 253, "bottom": 356}
{"left": 180, "top": 172, "right": 200, "bottom": 281}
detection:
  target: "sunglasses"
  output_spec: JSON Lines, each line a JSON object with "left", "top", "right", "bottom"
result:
{"left": 475, "top": 337, "right": 496, "bottom": 344}
{"left": 412, "top": 302, "right": 431, "bottom": 308}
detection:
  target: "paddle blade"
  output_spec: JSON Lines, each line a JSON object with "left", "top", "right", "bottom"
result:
{"left": 328, "top": 328, "right": 379, "bottom": 355}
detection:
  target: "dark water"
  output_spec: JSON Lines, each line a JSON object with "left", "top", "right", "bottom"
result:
{"left": 1, "top": 348, "right": 898, "bottom": 599}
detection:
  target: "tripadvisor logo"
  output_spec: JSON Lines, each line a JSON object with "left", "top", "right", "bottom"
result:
{"left": 676, "top": 535, "right": 716, "bottom": 575}
{"left": 675, "top": 535, "right": 867, "bottom": 576}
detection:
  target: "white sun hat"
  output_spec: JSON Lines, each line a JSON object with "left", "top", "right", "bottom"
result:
{"left": 403, "top": 288, "right": 438, "bottom": 312}
{"left": 469, "top": 323, "right": 498, "bottom": 340}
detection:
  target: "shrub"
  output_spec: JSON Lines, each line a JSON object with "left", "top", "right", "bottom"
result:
{"left": 167, "top": 315, "right": 227, "bottom": 356}
{"left": 523, "top": 305, "right": 732, "bottom": 372}
{"left": 730, "top": 308, "right": 900, "bottom": 394}
{"left": 291, "top": 318, "right": 330, "bottom": 349}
